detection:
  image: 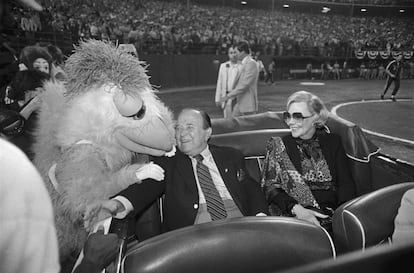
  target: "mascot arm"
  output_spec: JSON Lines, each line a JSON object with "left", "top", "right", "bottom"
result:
{"left": 56, "top": 145, "right": 139, "bottom": 217}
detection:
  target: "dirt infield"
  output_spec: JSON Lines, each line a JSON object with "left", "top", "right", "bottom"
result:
{"left": 159, "top": 79, "right": 414, "bottom": 164}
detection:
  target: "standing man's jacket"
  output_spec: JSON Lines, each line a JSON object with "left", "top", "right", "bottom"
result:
{"left": 227, "top": 55, "right": 259, "bottom": 115}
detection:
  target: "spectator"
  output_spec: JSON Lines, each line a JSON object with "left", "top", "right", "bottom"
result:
{"left": 221, "top": 40, "right": 259, "bottom": 116}
{"left": 215, "top": 45, "right": 240, "bottom": 118}
{"left": 265, "top": 59, "right": 276, "bottom": 85}
{"left": 333, "top": 61, "right": 341, "bottom": 80}
{"left": 306, "top": 62, "right": 313, "bottom": 80}
{"left": 261, "top": 91, "right": 356, "bottom": 232}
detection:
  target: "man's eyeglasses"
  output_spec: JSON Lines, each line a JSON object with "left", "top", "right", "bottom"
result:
{"left": 283, "top": 111, "right": 314, "bottom": 122}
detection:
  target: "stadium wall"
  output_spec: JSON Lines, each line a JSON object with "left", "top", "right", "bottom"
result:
{"left": 140, "top": 55, "right": 384, "bottom": 89}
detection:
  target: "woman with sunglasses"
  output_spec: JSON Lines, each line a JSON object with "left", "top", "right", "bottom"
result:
{"left": 260, "top": 91, "right": 356, "bottom": 230}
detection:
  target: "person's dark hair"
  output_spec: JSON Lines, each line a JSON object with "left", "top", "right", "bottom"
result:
{"left": 46, "top": 44, "right": 64, "bottom": 65}
{"left": 19, "top": 45, "right": 52, "bottom": 70}
{"left": 8, "top": 69, "right": 50, "bottom": 101}
{"left": 179, "top": 108, "right": 211, "bottom": 129}
{"left": 236, "top": 40, "right": 250, "bottom": 54}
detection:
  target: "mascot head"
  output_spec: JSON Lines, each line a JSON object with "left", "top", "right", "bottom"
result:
{"left": 56, "top": 40, "right": 175, "bottom": 156}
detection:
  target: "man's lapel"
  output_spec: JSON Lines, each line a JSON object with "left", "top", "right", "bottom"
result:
{"left": 210, "top": 146, "right": 242, "bottom": 207}
{"left": 175, "top": 150, "right": 198, "bottom": 193}
{"left": 233, "top": 62, "right": 243, "bottom": 88}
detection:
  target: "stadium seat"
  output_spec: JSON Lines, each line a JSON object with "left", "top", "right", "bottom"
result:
{"left": 332, "top": 182, "right": 414, "bottom": 254}
{"left": 211, "top": 111, "right": 380, "bottom": 195}
{"left": 121, "top": 217, "right": 336, "bottom": 273}
{"left": 211, "top": 111, "right": 286, "bottom": 134}
{"left": 276, "top": 241, "right": 414, "bottom": 273}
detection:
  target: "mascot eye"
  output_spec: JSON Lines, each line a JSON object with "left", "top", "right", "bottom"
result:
{"left": 130, "top": 104, "right": 146, "bottom": 120}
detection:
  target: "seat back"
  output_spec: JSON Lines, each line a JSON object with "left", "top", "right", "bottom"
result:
{"left": 211, "top": 111, "right": 381, "bottom": 196}
{"left": 332, "top": 182, "right": 414, "bottom": 254}
{"left": 277, "top": 241, "right": 414, "bottom": 273}
{"left": 210, "top": 129, "right": 290, "bottom": 182}
{"left": 122, "top": 217, "right": 336, "bottom": 273}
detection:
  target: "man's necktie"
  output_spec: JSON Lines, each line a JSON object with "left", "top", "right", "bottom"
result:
{"left": 195, "top": 154, "right": 227, "bottom": 220}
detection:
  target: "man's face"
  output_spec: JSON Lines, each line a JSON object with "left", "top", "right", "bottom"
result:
{"left": 235, "top": 48, "right": 246, "bottom": 61}
{"left": 228, "top": 47, "right": 238, "bottom": 63}
{"left": 33, "top": 58, "right": 49, "bottom": 74}
{"left": 175, "top": 110, "right": 211, "bottom": 157}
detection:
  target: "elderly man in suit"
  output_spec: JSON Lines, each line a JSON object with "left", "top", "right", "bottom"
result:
{"left": 215, "top": 45, "right": 240, "bottom": 118}
{"left": 84, "top": 108, "right": 268, "bottom": 234}
{"left": 220, "top": 40, "right": 259, "bottom": 116}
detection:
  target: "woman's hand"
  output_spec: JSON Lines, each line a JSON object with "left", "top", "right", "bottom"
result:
{"left": 291, "top": 204, "right": 328, "bottom": 227}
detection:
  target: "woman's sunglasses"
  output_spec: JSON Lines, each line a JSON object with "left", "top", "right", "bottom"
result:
{"left": 283, "top": 111, "right": 314, "bottom": 122}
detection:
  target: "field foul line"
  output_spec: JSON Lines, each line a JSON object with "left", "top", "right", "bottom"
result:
{"left": 331, "top": 99, "right": 414, "bottom": 145}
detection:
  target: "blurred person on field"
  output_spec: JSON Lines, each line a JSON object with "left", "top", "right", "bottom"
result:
{"left": 215, "top": 45, "right": 240, "bottom": 118}
{"left": 220, "top": 40, "right": 259, "bottom": 116}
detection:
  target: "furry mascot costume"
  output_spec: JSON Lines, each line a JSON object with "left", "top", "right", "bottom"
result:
{"left": 31, "top": 40, "right": 175, "bottom": 271}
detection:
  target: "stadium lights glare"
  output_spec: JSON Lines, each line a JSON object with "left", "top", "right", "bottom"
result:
{"left": 361, "top": 8, "right": 367, "bottom": 12}
{"left": 241, "top": 1, "right": 247, "bottom": 4}
{"left": 322, "top": 6, "right": 330, "bottom": 13}
{"left": 283, "top": 4, "right": 289, "bottom": 8}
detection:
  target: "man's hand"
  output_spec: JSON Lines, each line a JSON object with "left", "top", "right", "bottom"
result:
{"left": 73, "top": 229, "right": 121, "bottom": 273}
{"left": 292, "top": 204, "right": 328, "bottom": 227}
{"left": 219, "top": 95, "right": 229, "bottom": 104}
{"left": 83, "top": 200, "right": 123, "bottom": 232}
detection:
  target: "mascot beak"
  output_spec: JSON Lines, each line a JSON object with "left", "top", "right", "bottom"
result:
{"left": 116, "top": 117, "right": 174, "bottom": 156}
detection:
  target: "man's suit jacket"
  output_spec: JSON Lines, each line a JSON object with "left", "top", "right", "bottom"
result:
{"left": 119, "top": 144, "right": 268, "bottom": 232}
{"left": 227, "top": 55, "right": 259, "bottom": 115}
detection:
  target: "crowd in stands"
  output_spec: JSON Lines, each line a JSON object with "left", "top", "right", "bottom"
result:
{"left": 7, "top": 0, "right": 414, "bottom": 56}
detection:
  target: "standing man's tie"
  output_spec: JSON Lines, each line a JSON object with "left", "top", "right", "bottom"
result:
{"left": 195, "top": 154, "right": 227, "bottom": 220}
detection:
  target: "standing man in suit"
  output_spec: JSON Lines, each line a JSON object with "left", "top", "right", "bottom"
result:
{"left": 84, "top": 108, "right": 268, "bottom": 234}
{"left": 215, "top": 45, "right": 240, "bottom": 118}
{"left": 220, "top": 40, "right": 259, "bottom": 117}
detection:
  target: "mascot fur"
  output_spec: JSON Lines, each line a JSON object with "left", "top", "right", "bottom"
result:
{"left": 32, "top": 40, "right": 175, "bottom": 269}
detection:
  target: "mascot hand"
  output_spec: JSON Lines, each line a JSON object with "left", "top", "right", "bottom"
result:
{"left": 84, "top": 200, "right": 120, "bottom": 232}
{"left": 135, "top": 162, "right": 165, "bottom": 181}
{"left": 165, "top": 146, "right": 176, "bottom": 157}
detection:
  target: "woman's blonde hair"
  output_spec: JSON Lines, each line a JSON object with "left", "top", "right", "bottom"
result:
{"left": 286, "top": 90, "right": 329, "bottom": 127}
